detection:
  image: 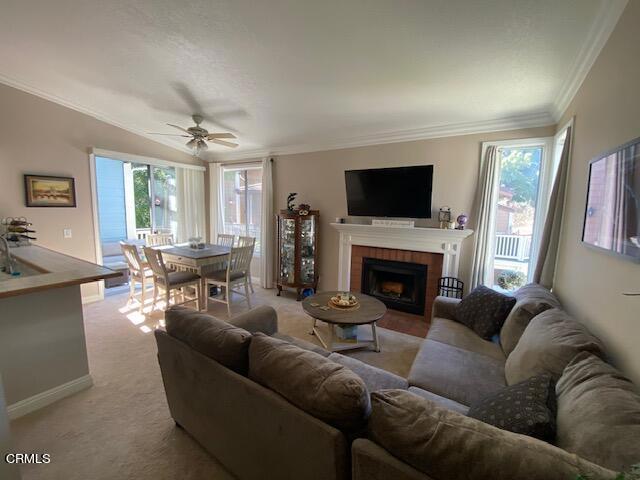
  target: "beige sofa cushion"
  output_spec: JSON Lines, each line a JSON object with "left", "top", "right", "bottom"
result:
{"left": 505, "top": 309, "right": 605, "bottom": 385}
{"left": 500, "top": 283, "right": 561, "bottom": 356}
{"left": 249, "top": 333, "right": 370, "bottom": 431}
{"left": 328, "top": 353, "right": 409, "bottom": 392}
{"left": 556, "top": 352, "right": 640, "bottom": 472}
{"left": 427, "top": 317, "right": 505, "bottom": 361}
{"left": 165, "top": 306, "right": 251, "bottom": 374}
{"left": 407, "top": 387, "right": 469, "bottom": 415}
{"left": 408, "top": 339, "right": 505, "bottom": 406}
{"left": 368, "top": 389, "right": 616, "bottom": 480}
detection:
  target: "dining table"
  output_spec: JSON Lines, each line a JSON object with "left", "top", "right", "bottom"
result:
{"left": 154, "top": 243, "right": 231, "bottom": 311}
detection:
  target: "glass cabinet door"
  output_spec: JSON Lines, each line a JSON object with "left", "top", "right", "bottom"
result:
{"left": 299, "top": 215, "right": 316, "bottom": 284}
{"left": 279, "top": 217, "right": 296, "bottom": 284}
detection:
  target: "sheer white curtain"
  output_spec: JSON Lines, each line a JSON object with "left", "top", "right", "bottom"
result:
{"left": 208, "top": 163, "right": 225, "bottom": 242}
{"left": 470, "top": 145, "right": 500, "bottom": 289}
{"left": 260, "top": 157, "right": 274, "bottom": 288}
{"left": 175, "top": 167, "right": 206, "bottom": 243}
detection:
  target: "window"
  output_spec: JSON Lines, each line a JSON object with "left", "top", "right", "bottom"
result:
{"left": 95, "top": 157, "right": 177, "bottom": 244}
{"left": 481, "top": 137, "right": 554, "bottom": 292}
{"left": 129, "top": 163, "right": 177, "bottom": 238}
{"left": 492, "top": 146, "right": 544, "bottom": 291}
{"left": 222, "top": 165, "right": 263, "bottom": 255}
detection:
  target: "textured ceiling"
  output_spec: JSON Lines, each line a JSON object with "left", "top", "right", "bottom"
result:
{"left": 0, "top": 0, "right": 614, "bottom": 159}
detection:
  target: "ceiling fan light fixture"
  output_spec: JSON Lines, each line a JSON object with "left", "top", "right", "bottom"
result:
{"left": 186, "top": 138, "right": 198, "bottom": 149}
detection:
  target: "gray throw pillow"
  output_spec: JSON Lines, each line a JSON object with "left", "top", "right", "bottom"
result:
{"left": 500, "top": 283, "right": 561, "bottom": 356}
{"left": 556, "top": 352, "right": 640, "bottom": 472}
{"left": 468, "top": 374, "right": 557, "bottom": 441}
{"left": 165, "top": 305, "right": 252, "bottom": 374}
{"left": 249, "top": 333, "right": 370, "bottom": 431}
{"left": 505, "top": 309, "right": 605, "bottom": 385}
{"left": 454, "top": 285, "right": 516, "bottom": 339}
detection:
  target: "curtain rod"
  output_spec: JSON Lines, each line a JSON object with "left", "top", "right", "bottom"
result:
{"left": 210, "top": 157, "right": 274, "bottom": 166}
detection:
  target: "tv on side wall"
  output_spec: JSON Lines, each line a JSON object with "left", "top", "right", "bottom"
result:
{"left": 345, "top": 165, "right": 433, "bottom": 218}
{"left": 582, "top": 136, "right": 640, "bottom": 262}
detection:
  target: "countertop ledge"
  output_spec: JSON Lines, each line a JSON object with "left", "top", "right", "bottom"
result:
{"left": 0, "top": 245, "right": 118, "bottom": 299}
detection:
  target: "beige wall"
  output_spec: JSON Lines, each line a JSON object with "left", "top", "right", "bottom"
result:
{"left": 554, "top": 0, "right": 640, "bottom": 384}
{"left": 0, "top": 83, "right": 200, "bottom": 298}
{"left": 266, "top": 125, "right": 555, "bottom": 293}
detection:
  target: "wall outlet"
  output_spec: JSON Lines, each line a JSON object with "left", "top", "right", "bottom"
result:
{"left": 63, "top": 228, "right": 72, "bottom": 239}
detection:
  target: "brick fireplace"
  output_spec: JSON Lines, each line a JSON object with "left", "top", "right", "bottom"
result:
{"left": 350, "top": 246, "right": 443, "bottom": 320}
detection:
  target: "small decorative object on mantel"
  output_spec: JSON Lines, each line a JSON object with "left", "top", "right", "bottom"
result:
{"left": 297, "top": 203, "right": 311, "bottom": 216}
{"left": 371, "top": 219, "right": 415, "bottom": 228}
{"left": 24, "top": 175, "right": 76, "bottom": 207}
{"left": 286, "top": 192, "right": 298, "bottom": 212}
{"left": 456, "top": 213, "right": 468, "bottom": 230}
{"left": 1, "top": 217, "right": 36, "bottom": 246}
{"left": 438, "top": 206, "right": 452, "bottom": 229}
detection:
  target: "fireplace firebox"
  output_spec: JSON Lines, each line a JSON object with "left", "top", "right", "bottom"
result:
{"left": 361, "top": 257, "right": 427, "bottom": 315}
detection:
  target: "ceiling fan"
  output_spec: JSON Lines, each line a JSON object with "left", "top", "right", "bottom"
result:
{"left": 148, "top": 114, "right": 238, "bottom": 152}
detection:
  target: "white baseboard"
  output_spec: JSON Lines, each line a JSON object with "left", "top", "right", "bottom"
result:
{"left": 7, "top": 374, "right": 93, "bottom": 420}
{"left": 82, "top": 293, "right": 103, "bottom": 304}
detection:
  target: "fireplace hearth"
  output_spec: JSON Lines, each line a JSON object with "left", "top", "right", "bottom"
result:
{"left": 361, "top": 257, "right": 427, "bottom": 315}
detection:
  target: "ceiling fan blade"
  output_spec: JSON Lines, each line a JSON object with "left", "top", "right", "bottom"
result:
{"left": 167, "top": 123, "right": 192, "bottom": 134}
{"left": 207, "top": 132, "right": 237, "bottom": 140}
{"left": 210, "top": 138, "right": 239, "bottom": 148}
{"left": 147, "top": 132, "right": 191, "bottom": 137}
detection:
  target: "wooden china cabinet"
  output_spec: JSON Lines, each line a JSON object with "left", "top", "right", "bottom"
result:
{"left": 276, "top": 209, "right": 319, "bottom": 300}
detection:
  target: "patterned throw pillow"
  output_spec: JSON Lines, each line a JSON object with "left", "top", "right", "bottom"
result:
{"left": 454, "top": 285, "right": 516, "bottom": 339}
{"left": 468, "top": 374, "right": 557, "bottom": 441}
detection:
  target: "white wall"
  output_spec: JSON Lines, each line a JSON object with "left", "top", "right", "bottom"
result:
{"left": 555, "top": 0, "right": 640, "bottom": 384}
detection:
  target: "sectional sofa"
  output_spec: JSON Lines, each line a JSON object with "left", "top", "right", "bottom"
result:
{"left": 155, "top": 284, "right": 640, "bottom": 480}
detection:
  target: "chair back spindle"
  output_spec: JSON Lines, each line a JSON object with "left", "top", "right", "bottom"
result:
{"left": 121, "top": 242, "right": 144, "bottom": 273}
{"left": 147, "top": 233, "right": 174, "bottom": 247}
{"left": 217, "top": 234, "right": 235, "bottom": 248}
{"left": 143, "top": 247, "right": 169, "bottom": 284}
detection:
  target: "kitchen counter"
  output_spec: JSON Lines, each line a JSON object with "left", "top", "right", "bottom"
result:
{"left": 0, "top": 245, "right": 119, "bottom": 416}
{"left": 0, "top": 244, "right": 118, "bottom": 299}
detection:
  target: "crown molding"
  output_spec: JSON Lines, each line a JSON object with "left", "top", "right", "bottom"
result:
{"left": 550, "top": 0, "right": 628, "bottom": 121}
{"left": 0, "top": 73, "right": 193, "bottom": 155}
{"left": 206, "top": 111, "right": 555, "bottom": 162}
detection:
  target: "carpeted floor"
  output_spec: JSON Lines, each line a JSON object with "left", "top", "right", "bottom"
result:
{"left": 10, "top": 287, "right": 421, "bottom": 479}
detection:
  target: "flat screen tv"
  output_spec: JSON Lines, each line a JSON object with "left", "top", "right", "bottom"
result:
{"left": 345, "top": 165, "right": 433, "bottom": 218}
{"left": 582, "top": 136, "right": 640, "bottom": 262}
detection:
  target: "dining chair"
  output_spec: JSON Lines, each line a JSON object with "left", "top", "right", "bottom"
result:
{"left": 143, "top": 247, "right": 201, "bottom": 311}
{"left": 147, "top": 232, "right": 174, "bottom": 247}
{"left": 237, "top": 236, "right": 256, "bottom": 293}
{"left": 120, "top": 242, "right": 153, "bottom": 312}
{"left": 217, "top": 234, "right": 235, "bottom": 248}
{"left": 204, "top": 244, "right": 254, "bottom": 317}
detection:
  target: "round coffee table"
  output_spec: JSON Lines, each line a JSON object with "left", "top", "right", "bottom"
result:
{"left": 302, "top": 291, "right": 386, "bottom": 352}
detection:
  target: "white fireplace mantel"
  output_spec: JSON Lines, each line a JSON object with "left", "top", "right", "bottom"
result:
{"left": 331, "top": 223, "right": 474, "bottom": 291}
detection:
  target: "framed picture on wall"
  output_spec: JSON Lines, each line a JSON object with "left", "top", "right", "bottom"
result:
{"left": 24, "top": 175, "right": 77, "bottom": 207}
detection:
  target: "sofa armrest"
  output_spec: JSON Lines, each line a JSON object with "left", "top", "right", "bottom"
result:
{"left": 352, "top": 439, "right": 433, "bottom": 480}
{"left": 431, "top": 296, "right": 460, "bottom": 320}
{"left": 228, "top": 306, "right": 278, "bottom": 335}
